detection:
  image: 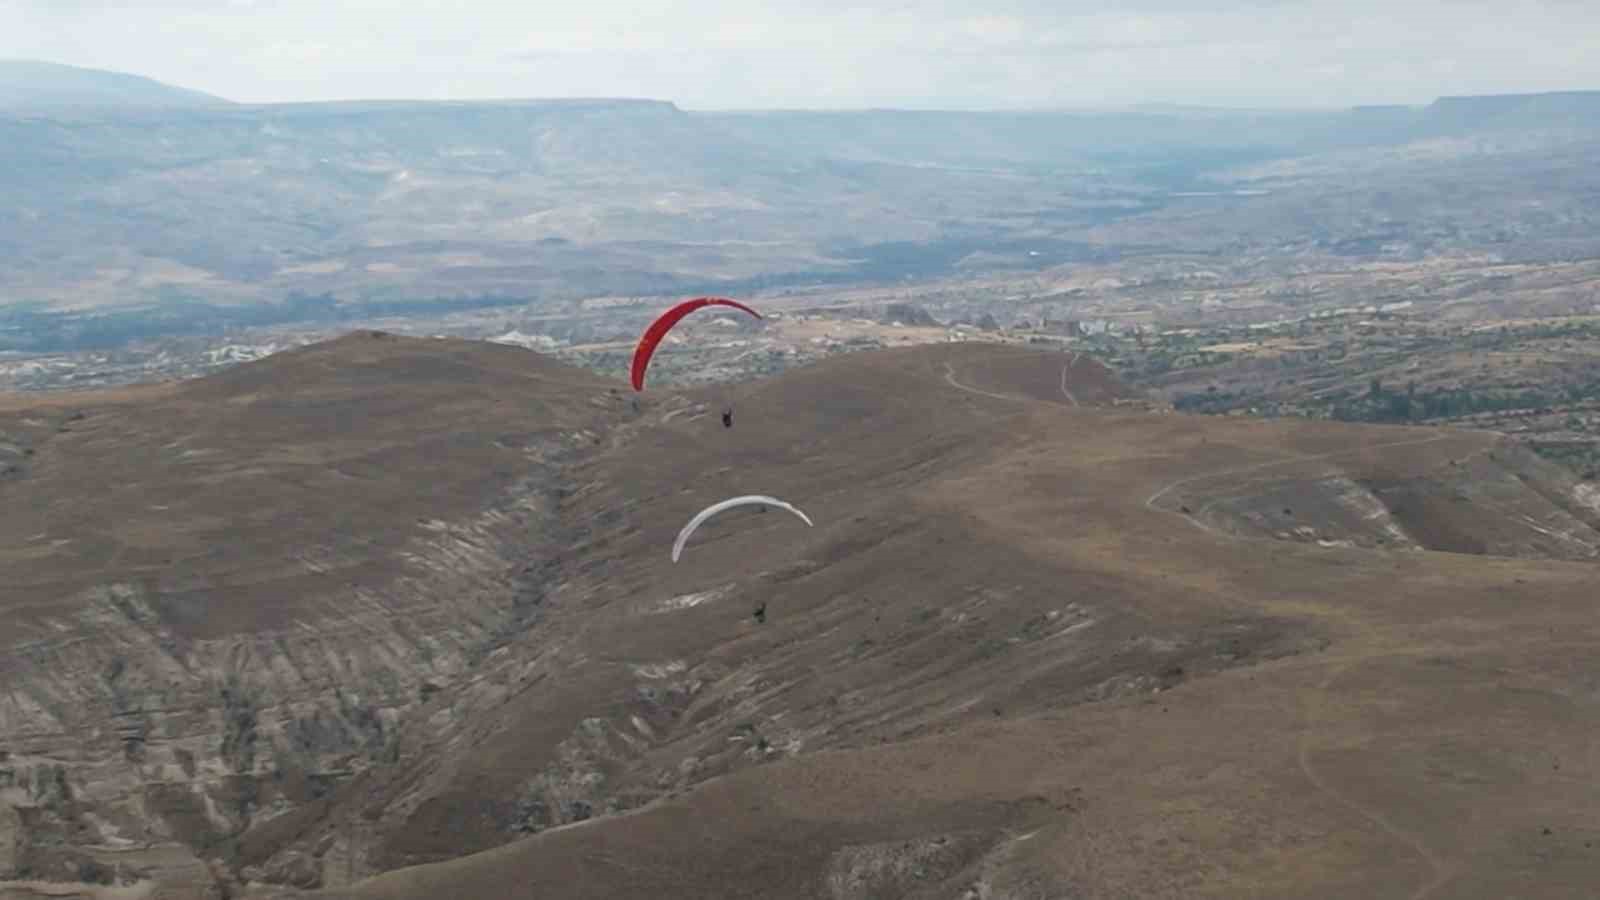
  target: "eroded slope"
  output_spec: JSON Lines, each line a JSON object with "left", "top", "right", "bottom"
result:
{"left": 1149, "top": 423, "right": 1600, "bottom": 559}
{"left": 0, "top": 332, "right": 631, "bottom": 895}
{"left": 4, "top": 338, "right": 1599, "bottom": 900}
{"left": 323, "top": 343, "right": 1600, "bottom": 900}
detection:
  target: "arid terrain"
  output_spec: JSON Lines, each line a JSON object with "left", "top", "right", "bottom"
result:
{"left": 4, "top": 76, "right": 1599, "bottom": 348}
{"left": 5, "top": 64, "right": 1600, "bottom": 899}
{"left": 6, "top": 70, "right": 1600, "bottom": 491}
{"left": 3, "top": 334, "right": 1599, "bottom": 898}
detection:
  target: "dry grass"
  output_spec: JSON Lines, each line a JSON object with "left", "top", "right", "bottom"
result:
{"left": 6, "top": 335, "right": 1599, "bottom": 898}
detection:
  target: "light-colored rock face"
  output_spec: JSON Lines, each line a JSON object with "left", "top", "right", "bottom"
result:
{"left": 0, "top": 479, "right": 568, "bottom": 895}
{"left": 1179, "top": 437, "right": 1600, "bottom": 559}
{"left": 1573, "top": 481, "right": 1600, "bottom": 516}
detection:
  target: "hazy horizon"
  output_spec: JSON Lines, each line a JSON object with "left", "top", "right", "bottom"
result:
{"left": 3, "top": 0, "right": 1598, "bottom": 110}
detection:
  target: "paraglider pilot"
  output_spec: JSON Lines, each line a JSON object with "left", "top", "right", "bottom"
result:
{"left": 722, "top": 408, "right": 733, "bottom": 428}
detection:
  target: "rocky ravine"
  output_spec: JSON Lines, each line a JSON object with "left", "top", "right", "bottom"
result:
{"left": 3, "top": 481, "right": 562, "bottom": 895}
{"left": 0, "top": 337, "right": 1185, "bottom": 897}
{"left": 265, "top": 340, "right": 1600, "bottom": 900}
{"left": 0, "top": 335, "right": 629, "bottom": 897}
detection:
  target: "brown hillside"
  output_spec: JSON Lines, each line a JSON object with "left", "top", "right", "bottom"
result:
{"left": 2, "top": 336, "right": 1598, "bottom": 899}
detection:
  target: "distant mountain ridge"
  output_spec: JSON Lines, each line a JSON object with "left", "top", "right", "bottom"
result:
{"left": 0, "top": 65, "right": 1596, "bottom": 327}
{"left": 1432, "top": 89, "right": 1600, "bottom": 109}
{"left": 2, "top": 59, "right": 1592, "bottom": 119}
{"left": 1427, "top": 89, "right": 1600, "bottom": 127}
{"left": 0, "top": 59, "right": 230, "bottom": 109}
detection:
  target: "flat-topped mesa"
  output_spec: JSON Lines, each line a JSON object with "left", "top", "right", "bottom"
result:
{"left": 1426, "top": 90, "right": 1600, "bottom": 126}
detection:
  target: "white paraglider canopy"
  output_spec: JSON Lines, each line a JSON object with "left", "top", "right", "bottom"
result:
{"left": 671, "top": 494, "right": 814, "bottom": 562}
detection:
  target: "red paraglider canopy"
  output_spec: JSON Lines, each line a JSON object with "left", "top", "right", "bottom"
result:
{"left": 630, "top": 296, "right": 762, "bottom": 391}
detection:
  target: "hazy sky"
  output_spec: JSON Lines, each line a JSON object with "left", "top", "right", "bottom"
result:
{"left": 2, "top": 0, "right": 1596, "bottom": 109}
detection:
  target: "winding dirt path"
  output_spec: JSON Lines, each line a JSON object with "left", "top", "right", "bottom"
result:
{"left": 1298, "top": 657, "right": 1459, "bottom": 900}
{"left": 938, "top": 354, "right": 1487, "bottom": 894}
{"left": 1059, "top": 352, "right": 1080, "bottom": 407}
{"left": 940, "top": 357, "right": 1081, "bottom": 407}
{"left": 942, "top": 362, "right": 1026, "bottom": 404}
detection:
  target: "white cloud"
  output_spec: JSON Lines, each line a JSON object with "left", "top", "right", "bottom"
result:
{"left": 0, "top": 0, "right": 1595, "bottom": 108}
